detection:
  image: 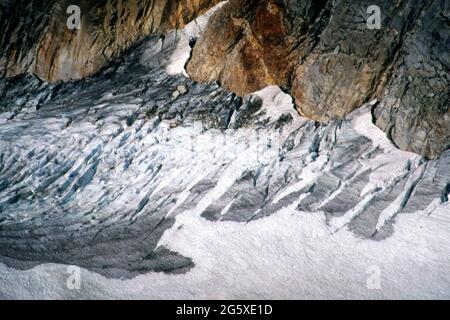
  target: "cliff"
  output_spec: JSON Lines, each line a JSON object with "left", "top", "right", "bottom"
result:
{"left": 187, "top": 0, "right": 449, "bottom": 158}
{"left": 0, "top": 0, "right": 220, "bottom": 81}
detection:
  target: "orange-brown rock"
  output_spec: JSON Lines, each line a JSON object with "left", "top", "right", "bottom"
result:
{"left": 186, "top": 0, "right": 326, "bottom": 95}
{"left": 0, "top": 0, "right": 221, "bottom": 82}
{"left": 0, "top": 0, "right": 448, "bottom": 158}
{"left": 186, "top": 0, "right": 449, "bottom": 158}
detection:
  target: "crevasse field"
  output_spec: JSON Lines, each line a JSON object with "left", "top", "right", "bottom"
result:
{"left": 0, "top": 4, "right": 449, "bottom": 299}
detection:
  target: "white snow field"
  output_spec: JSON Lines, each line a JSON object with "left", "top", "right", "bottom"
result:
{"left": 0, "top": 83, "right": 449, "bottom": 299}
{"left": 0, "top": 3, "right": 449, "bottom": 299}
{"left": 0, "top": 186, "right": 449, "bottom": 299}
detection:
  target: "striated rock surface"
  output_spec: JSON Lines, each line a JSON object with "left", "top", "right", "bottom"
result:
{"left": 0, "top": 0, "right": 220, "bottom": 82}
{"left": 373, "top": 0, "right": 450, "bottom": 159}
{"left": 186, "top": 0, "right": 449, "bottom": 158}
{"left": 187, "top": 0, "right": 328, "bottom": 95}
{"left": 1, "top": 0, "right": 448, "bottom": 158}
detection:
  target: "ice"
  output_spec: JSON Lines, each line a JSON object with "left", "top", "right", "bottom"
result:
{"left": 0, "top": 201, "right": 449, "bottom": 299}
{"left": 0, "top": 13, "right": 449, "bottom": 299}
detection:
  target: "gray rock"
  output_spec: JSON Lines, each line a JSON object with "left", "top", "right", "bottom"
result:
{"left": 187, "top": 0, "right": 449, "bottom": 159}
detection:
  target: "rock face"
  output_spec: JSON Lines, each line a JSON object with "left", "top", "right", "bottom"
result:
{"left": 1, "top": 1, "right": 448, "bottom": 158}
{"left": 186, "top": 0, "right": 449, "bottom": 159}
{"left": 0, "top": 0, "right": 220, "bottom": 82}
{"left": 373, "top": 0, "right": 450, "bottom": 159}
{"left": 187, "top": 0, "right": 328, "bottom": 95}
{"left": 0, "top": 33, "right": 449, "bottom": 278}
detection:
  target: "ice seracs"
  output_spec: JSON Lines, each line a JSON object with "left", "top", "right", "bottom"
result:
{"left": 0, "top": 10, "right": 449, "bottom": 299}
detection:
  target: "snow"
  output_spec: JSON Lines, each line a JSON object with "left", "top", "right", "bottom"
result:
{"left": 254, "top": 85, "right": 303, "bottom": 126}
{"left": 349, "top": 102, "right": 422, "bottom": 194}
{"left": 1, "top": 200, "right": 449, "bottom": 299}
{"left": 165, "top": 1, "right": 227, "bottom": 76}
{"left": 271, "top": 155, "right": 327, "bottom": 205}
{"left": 1, "top": 19, "right": 449, "bottom": 298}
{"left": 375, "top": 164, "right": 426, "bottom": 233}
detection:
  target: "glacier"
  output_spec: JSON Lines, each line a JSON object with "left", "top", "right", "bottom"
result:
{"left": 0, "top": 12, "right": 449, "bottom": 299}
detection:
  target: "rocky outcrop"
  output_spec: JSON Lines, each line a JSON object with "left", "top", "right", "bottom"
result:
{"left": 0, "top": 0, "right": 448, "bottom": 158}
{"left": 186, "top": 0, "right": 449, "bottom": 159}
{"left": 373, "top": 0, "right": 450, "bottom": 159}
{"left": 0, "top": 0, "right": 220, "bottom": 82}
{"left": 187, "top": 0, "right": 328, "bottom": 95}
{"left": 1, "top": 33, "right": 449, "bottom": 277}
